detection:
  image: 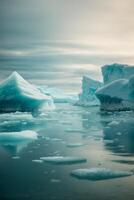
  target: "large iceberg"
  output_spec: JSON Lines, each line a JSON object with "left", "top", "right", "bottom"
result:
{"left": 96, "top": 75, "right": 134, "bottom": 111}
{"left": 102, "top": 63, "right": 134, "bottom": 84}
{"left": 0, "top": 72, "right": 54, "bottom": 113}
{"left": 76, "top": 76, "right": 103, "bottom": 106}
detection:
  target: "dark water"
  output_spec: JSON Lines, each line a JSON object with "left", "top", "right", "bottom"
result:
{"left": 0, "top": 104, "right": 134, "bottom": 200}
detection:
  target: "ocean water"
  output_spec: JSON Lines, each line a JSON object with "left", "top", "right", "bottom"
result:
{"left": 0, "top": 104, "right": 134, "bottom": 200}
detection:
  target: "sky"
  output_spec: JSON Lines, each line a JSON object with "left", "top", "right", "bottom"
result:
{"left": 0, "top": 0, "right": 134, "bottom": 93}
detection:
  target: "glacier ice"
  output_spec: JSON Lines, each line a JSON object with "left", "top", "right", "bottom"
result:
{"left": 0, "top": 72, "right": 54, "bottom": 113}
{"left": 0, "top": 130, "right": 37, "bottom": 141}
{"left": 76, "top": 76, "right": 103, "bottom": 106}
{"left": 96, "top": 75, "right": 134, "bottom": 111}
{"left": 71, "top": 168, "right": 133, "bottom": 181}
{"left": 40, "top": 156, "right": 87, "bottom": 164}
{"left": 38, "top": 86, "right": 78, "bottom": 103}
{"left": 102, "top": 63, "right": 134, "bottom": 84}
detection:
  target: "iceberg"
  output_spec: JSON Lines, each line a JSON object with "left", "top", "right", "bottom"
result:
{"left": 96, "top": 75, "right": 134, "bottom": 111}
{"left": 40, "top": 156, "right": 87, "bottom": 164}
{"left": 0, "top": 130, "right": 38, "bottom": 141}
{"left": 0, "top": 72, "right": 54, "bottom": 113}
{"left": 76, "top": 76, "right": 103, "bottom": 106}
{"left": 71, "top": 168, "right": 133, "bottom": 181}
{"left": 102, "top": 63, "right": 134, "bottom": 84}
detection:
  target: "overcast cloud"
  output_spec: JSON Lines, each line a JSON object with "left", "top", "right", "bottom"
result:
{"left": 0, "top": 0, "right": 134, "bottom": 92}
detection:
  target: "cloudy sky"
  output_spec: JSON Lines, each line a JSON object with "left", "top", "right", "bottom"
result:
{"left": 0, "top": 0, "right": 134, "bottom": 92}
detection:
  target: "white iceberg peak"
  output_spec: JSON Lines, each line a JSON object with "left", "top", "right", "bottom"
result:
{"left": 0, "top": 72, "right": 54, "bottom": 113}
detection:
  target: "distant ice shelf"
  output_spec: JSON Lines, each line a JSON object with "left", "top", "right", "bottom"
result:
{"left": 37, "top": 86, "right": 78, "bottom": 103}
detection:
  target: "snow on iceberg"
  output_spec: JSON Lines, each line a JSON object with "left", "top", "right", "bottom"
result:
{"left": 96, "top": 75, "right": 134, "bottom": 111}
{"left": 71, "top": 168, "right": 133, "bottom": 181}
{"left": 0, "top": 130, "right": 37, "bottom": 141}
{"left": 40, "top": 156, "right": 87, "bottom": 164}
{"left": 76, "top": 76, "right": 103, "bottom": 106}
{"left": 0, "top": 72, "right": 54, "bottom": 113}
{"left": 102, "top": 63, "right": 134, "bottom": 84}
{"left": 38, "top": 86, "right": 78, "bottom": 103}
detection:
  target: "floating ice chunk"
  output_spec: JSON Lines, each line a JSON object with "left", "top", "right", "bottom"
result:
{"left": 12, "top": 156, "right": 20, "bottom": 159}
{"left": 50, "top": 138, "right": 63, "bottom": 142}
{"left": 108, "top": 121, "right": 119, "bottom": 126}
{"left": 71, "top": 168, "right": 133, "bottom": 181}
{"left": 0, "top": 130, "right": 37, "bottom": 141}
{"left": 32, "top": 159, "right": 43, "bottom": 163}
{"left": 66, "top": 143, "right": 86, "bottom": 148}
{"left": 50, "top": 179, "right": 61, "bottom": 183}
{"left": 40, "top": 156, "right": 87, "bottom": 165}
{"left": 0, "top": 72, "right": 54, "bottom": 113}
{"left": 76, "top": 76, "right": 103, "bottom": 106}
{"left": 65, "top": 128, "right": 85, "bottom": 133}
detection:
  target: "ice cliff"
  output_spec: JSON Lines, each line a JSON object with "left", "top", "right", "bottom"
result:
{"left": 96, "top": 75, "right": 134, "bottom": 111}
{"left": 76, "top": 76, "right": 103, "bottom": 106}
{"left": 0, "top": 72, "right": 54, "bottom": 113}
{"left": 102, "top": 63, "right": 134, "bottom": 84}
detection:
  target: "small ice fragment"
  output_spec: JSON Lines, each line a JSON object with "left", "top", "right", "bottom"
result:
{"left": 66, "top": 143, "right": 86, "bottom": 148}
{"left": 71, "top": 168, "right": 133, "bottom": 181}
{"left": 12, "top": 156, "right": 20, "bottom": 159}
{"left": 51, "top": 138, "right": 63, "bottom": 142}
{"left": 116, "top": 132, "right": 122, "bottom": 136}
{"left": 32, "top": 160, "right": 43, "bottom": 163}
{"left": 51, "top": 179, "right": 61, "bottom": 183}
{"left": 109, "top": 121, "right": 119, "bottom": 126}
{"left": 65, "top": 129, "right": 85, "bottom": 133}
{"left": 40, "top": 156, "right": 87, "bottom": 165}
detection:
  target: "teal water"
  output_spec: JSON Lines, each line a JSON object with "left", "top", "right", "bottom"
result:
{"left": 0, "top": 104, "right": 134, "bottom": 200}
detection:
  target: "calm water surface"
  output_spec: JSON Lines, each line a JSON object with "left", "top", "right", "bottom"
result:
{"left": 0, "top": 104, "right": 134, "bottom": 200}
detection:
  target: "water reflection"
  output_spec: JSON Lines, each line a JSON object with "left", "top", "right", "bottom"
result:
{"left": 0, "top": 140, "right": 35, "bottom": 155}
{"left": 103, "top": 118, "right": 134, "bottom": 155}
{"left": 0, "top": 112, "right": 48, "bottom": 132}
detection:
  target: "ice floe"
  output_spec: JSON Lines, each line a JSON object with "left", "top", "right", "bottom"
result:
{"left": 40, "top": 156, "right": 87, "bottom": 164}
{"left": 71, "top": 168, "right": 133, "bottom": 181}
